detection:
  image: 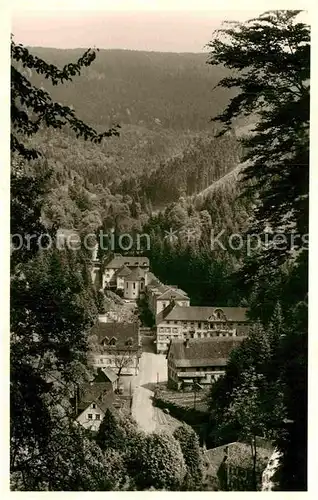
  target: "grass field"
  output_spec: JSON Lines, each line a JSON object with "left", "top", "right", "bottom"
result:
{"left": 157, "top": 386, "right": 209, "bottom": 413}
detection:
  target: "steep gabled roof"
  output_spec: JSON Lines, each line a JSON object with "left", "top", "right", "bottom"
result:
{"left": 157, "top": 305, "right": 249, "bottom": 324}
{"left": 204, "top": 440, "right": 272, "bottom": 476}
{"left": 124, "top": 266, "right": 145, "bottom": 281}
{"left": 147, "top": 272, "right": 161, "bottom": 286}
{"left": 167, "top": 337, "right": 244, "bottom": 368}
{"left": 98, "top": 367, "right": 118, "bottom": 384}
{"left": 77, "top": 370, "right": 116, "bottom": 413}
{"left": 156, "top": 300, "right": 176, "bottom": 324}
{"left": 91, "top": 321, "right": 139, "bottom": 350}
{"left": 157, "top": 287, "right": 189, "bottom": 301}
{"left": 150, "top": 283, "right": 170, "bottom": 295}
{"left": 114, "top": 265, "right": 132, "bottom": 278}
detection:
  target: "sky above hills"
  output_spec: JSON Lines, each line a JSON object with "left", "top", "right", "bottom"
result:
{"left": 12, "top": 1, "right": 265, "bottom": 53}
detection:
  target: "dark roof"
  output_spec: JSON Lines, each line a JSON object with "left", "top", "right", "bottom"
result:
{"left": 147, "top": 272, "right": 161, "bottom": 286}
{"left": 77, "top": 386, "right": 114, "bottom": 412}
{"left": 114, "top": 265, "right": 132, "bottom": 278}
{"left": 77, "top": 369, "right": 116, "bottom": 413}
{"left": 91, "top": 321, "right": 139, "bottom": 349}
{"left": 105, "top": 254, "right": 149, "bottom": 269}
{"left": 157, "top": 305, "right": 249, "bottom": 324}
{"left": 205, "top": 441, "right": 272, "bottom": 475}
{"left": 124, "top": 267, "right": 145, "bottom": 281}
{"left": 149, "top": 283, "right": 170, "bottom": 295}
{"left": 98, "top": 367, "right": 118, "bottom": 384}
{"left": 167, "top": 337, "right": 244, "bottom": 367}
{"left": 157, "top": 287, "right": 189, "bottom": 301}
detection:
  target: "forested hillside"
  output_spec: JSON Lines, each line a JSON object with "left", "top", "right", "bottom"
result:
{"left": 17, "top": 47, "right": 245, "bottom": 228}
{"left": 24, "top": 48, "right": 234, "bottom": 131}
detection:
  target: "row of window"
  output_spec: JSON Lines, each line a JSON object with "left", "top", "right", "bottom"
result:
{"left": 97, "top": 357, "right": 116, "bottom": 366}
{"left": 158, "top": 328, "right": 179, "bottom": 335}
{"left": 161, "top": 320, "right": 239, "bottom": 328}
{"left": 126, "top": 282, "right": 137, "bottom": 289}
{"left": 178, "top": 366, "right": 224, "bottom": 373}
{"left": 87, "top": 413, "right": 100, "bottom": 420}
{"left": 97, "top": 358, "right": 135, "bottom": 367}
{"left": 158, "top": 330, "right": 235, "bottom": 339}
{"left": 101, "top": 337, "right": 134, "bottom": 347}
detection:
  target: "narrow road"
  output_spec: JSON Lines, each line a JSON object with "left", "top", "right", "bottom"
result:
{"left": 131, "top": 345, "right": 168, "bottom": 432}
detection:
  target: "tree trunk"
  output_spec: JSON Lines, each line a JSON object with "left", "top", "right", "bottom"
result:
{"left": 251, "top": 435, "right": 257, "bottom": 490}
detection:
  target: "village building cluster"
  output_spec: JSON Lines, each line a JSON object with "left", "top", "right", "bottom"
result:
{"left": 90, "top": 252, "right": 250, "bottom": 380}
{"left": 74, "top": 252, "right": 252, "bottom": 431}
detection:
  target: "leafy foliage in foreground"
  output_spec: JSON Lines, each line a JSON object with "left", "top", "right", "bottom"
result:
{"left": 206, "top": 10, "right": 309, "bottom": 491}
{"left": 10, "top": 42, "right": 115, "bottom": 488}
{"left": 11, "top": 38, "right": 119, "bottom": 159}
{"left": 174, "top": 424, "right": 205, "bottom": 490}
{"left": 96, "top": 410, "right": 189, "bottom": 490}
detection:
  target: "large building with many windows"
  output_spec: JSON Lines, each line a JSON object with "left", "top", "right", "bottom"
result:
{"left": 156, "top": 303, "right": 250, "bottom": 353}
{"left": 166, "top": 337, "right": 244, "bottom": 389}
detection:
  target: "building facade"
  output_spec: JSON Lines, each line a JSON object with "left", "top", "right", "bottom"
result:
{"left": 102, "top": 254, "right": 149, "bottom": 288}
{"left": 166, "top": 337, "right": 244, "bottom": 389}
{"left": 156, "top": 304, "right": 250, "bottom": 353}
{"left": 89, "top": 321, "right": 141, "bottom": 375}
{"left": 123, "top": 267, "right": 147, "bottom": 300}
{"left": 74, "top": 368, "right": 117, "bottom": 431}
{"left": 145, "top": 273, "right": 190, "bottom": 316}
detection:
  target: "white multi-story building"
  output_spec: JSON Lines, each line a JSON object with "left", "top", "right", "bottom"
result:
{"left": 123, "top": 267, "right": 147, "bottom": 300}
{"left": 156, "top": 304, "right": 250, "bottom": 353}
{"left": 102, "top": 254, "right": 149, "bottom": 288}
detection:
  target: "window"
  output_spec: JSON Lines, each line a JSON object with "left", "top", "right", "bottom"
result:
{"left": 95, "top": 414, "right": 100, "bottom": 420}
{"left": 88, "top": 414, "right": 93, "bottom": 420}
{"left": 110, "top": 337, "right": 117, "bottom": 346}
{"left": 126, "top": 282, "right": 128, "bottom": 289}
{"left": 92, "top": 403, "right": 96, "bottom": 409}
{"left": 133, "top": 282, "right": 136, "bottom": 289}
